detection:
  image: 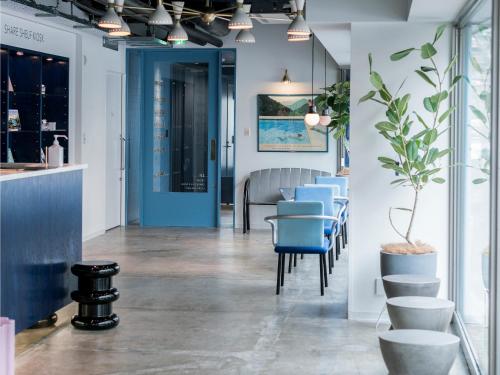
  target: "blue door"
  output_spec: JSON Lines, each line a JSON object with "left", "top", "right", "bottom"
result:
{"left": 142, "top": 50, "right": 219, "bottom": 227}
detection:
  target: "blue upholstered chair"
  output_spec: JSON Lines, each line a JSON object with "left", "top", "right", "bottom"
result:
{"left": 315, "top": 176, "right": 349, "bottom": 249}
{"left": 265, "top": 201, "right": 337, "bottom": 295}
{"left": 295, "top": 186, "right": 344, "bottom": 273}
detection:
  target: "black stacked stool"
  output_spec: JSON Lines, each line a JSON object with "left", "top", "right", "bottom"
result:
{"left": 71, "top": 261, "right": 120, "bottom": 330}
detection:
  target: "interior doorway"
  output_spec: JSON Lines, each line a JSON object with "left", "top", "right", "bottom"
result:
{"left": 220, "top": 50, "right": 236, "bottom": 228}
{"left": 105, "top": 71, "right": 124, "bottom": 230}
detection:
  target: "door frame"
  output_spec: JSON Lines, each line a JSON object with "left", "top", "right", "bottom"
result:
{"left": 125, "top": 48, "right": 237, "bottom": 227}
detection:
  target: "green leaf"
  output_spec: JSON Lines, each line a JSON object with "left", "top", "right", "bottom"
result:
{"left": 444, "top": 55, "right": 457, "bottom": 76}
{"left": 427, "top": 148, "right": 439, "bottom": 163}
{"left": 407, "top": 141, "right": 418, "bottom": 161}
{"left": 378, "top": 157, "right": 397, "bottom": 164}
{"left": 424, "top": 129, "right": 438, "bottom": 145}
{"left": 432, "top": 177, "right": 446, "bottom": 184}
{"left": 390, "top": 48, "right": 415, "bottom": 61}
{"left": 433, "top": 24, "right": 447, "bottom": 44}
{"left": 391, "top": 179, "right": 408, "bottom": 185}
{"left": 398, "top": 94, "right": 411, "bottom": 115}
{"left": 451, "top": 75, "right": 463, "bottom": 89}
{"left": 471, "top": 56, "right": 482, "bottom": 73}
{"left": 375, "top": 121, "right": 398, "bottom": 132}
{"left": 379, "top": 85, "right": 392, "bottom": 102}
{"left": 424, "top": 97, "right": 435, "bottom": 112}
{"left": 415, "top": 70, "right": 436, "bottom": 87}
{"left": 421, "top": 66, "right": 436, "bottom": 72}
{"left": 370, "top": 71, "right": 384, "bottom": 90}
{"left": 391, "top": 143, "right": 405, "bottom": 156}
{"left": 368, "top": 53, "right": 373, "bottom": 73}
{"left": 412, "top": 129, "right": 428, "bottom": 140}
{"left": 470, "top": 105, "right": 487, "bottom": 123}
{"left": 473, "top": 178, "right": 488, "bottom": 184}
{"left": 414, "top": 112, "right": 430, "bottom": 129}
{"left": 386, "top": 109, "right": 400, "bottom": 124}
{"left": 438, "top": 106, "right": 455, "bottom": 123}
{"left": 421, "top": 43, "right": 437, "bottom": 59}
{"left": 358, "top": 91, "right": 376, "bottom": 104}
{"left": 437, "top": 149, "right": 452, "bottom": 158}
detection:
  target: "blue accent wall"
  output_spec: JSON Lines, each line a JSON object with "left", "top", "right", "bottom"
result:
{"left": 0, "top": 170, "right": 82, "bottom": 332}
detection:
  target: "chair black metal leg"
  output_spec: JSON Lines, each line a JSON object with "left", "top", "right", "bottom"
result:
{"left": 301, "top": 254, "right": 304, "bottom": 259}
{"left": 276, "top": 254, "right": 282, "bottom": 295}
{"left": 281, "top": 253, "right": 285, "bottom": 286}
{"left": 344, "top": 222, "right": 348, "bottom": 244}
{"left": 319, "top": 255, "right": 324, "bottom": 296}
{"left": 336, "top": 236, "right": 340, "bottom": 260}
{"left": 288, "top": 254, "right": 293, "bottom": 273}
{"left": 328, "top": 249, "right": 332, "bottom": 274}
{"left": 322, "top": 254, "right": 328, "bottom": 288}
{"left": 294, "top": 253, "right": 297, "bottom": 267}
{"left": 341, "top": 225, "right": 346, "bottom": 249}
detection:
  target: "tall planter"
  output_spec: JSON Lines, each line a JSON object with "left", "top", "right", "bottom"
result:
{"left": 380, "top": 251, "right": 437, "bottom": 277}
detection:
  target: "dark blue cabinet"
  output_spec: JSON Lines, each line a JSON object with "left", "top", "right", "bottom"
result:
{"left": 0, "top": 45, "right": 69, "bottom": 163}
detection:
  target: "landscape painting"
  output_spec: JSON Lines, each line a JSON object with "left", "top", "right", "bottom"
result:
{"left": 257, "top": 94, "right": 328, "bottom": 152}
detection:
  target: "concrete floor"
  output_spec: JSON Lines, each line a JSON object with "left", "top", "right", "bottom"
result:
{"left": 16, "top": 227, "right": 470, "bottom": 374}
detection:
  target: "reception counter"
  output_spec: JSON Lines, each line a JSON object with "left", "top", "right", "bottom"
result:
{"left": 0, "top": 164, "right": 86, "bottom": 333}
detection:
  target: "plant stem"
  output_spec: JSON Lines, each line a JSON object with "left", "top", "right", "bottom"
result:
{"left": 405, "top": 189, "right": 419, "bottom": 245}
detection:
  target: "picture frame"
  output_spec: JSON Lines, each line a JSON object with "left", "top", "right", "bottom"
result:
{"left": 257, "top": 94, "right": 328, "bottom": 153}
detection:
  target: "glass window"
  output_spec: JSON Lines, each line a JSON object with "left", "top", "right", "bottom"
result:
{"left": 457, "top": 1, "right": 492, "bottom": 372}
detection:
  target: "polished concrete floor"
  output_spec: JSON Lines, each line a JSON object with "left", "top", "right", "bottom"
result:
{"left": 16, "top": 227, "right": 470, "bottom": 374}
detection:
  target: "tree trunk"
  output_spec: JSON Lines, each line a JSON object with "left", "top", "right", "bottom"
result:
{"left": 405, "top": 189, "right": 419, "bottom": 245}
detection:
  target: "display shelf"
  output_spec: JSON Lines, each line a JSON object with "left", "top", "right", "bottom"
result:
{"left": 0, "top": 44, "right": 69, "bottom": 164}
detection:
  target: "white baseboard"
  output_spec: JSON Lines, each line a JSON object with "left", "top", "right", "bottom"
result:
{"left": 348, "top": 309, "right": 390, "bottom": 324}
{"left": 83, "top": 229, "right": 105, "bottom": 242}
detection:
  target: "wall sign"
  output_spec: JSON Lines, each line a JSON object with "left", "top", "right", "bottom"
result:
{"left": 3, "top": 23, "right": 44, "bottom": 43}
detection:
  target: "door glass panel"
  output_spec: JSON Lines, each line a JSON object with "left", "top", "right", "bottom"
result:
{"left": 152, "top": 62, "right": 209, "bottom": 193}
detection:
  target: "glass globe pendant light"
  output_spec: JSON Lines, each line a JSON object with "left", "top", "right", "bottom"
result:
{"left": 304, "top": 35, "right": 320, "bottom": 127}
{"left": 319, "top": 49, "right": 332, "bottom": 126}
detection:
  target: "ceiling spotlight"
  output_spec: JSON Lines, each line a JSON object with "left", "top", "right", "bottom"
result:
{"left": 288, "top": 33, "right": 310, "bottom": 42}
{"left": 235, "top": 29, "right": 255, "bottom": 43}
{"left": 149, "top": 0, "right": 173, "bottom": 25}
{"left": 228, "top": 0, "right": 252, "bottom": 30}
{"left": 98, "top": 0, "right": 122, "bottom": 29}
{"left": 168, "top": 2, "right": 188, "bottom": 42}
{"left": 287, "top": 0, "right": 309, "bottom": 36}
{"left": 235, "top": 5, "right": 254, "bottom": 43}
{"left": 109, "top": 16, "right": 131, "bottom": 36}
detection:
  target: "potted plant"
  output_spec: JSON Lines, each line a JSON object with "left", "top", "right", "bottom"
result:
{"left": 359, "top": 25, "right": 462, "bottom": 277}
{"left": 317, "top": 80, "right": 351, "bottom": 156}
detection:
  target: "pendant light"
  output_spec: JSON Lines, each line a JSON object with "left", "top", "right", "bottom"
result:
{"left": 98, "top": 0, "right": 122, "bottom": 29}
{"left": 167, "top": 2, "right": 188, "bottom": 42}
{"left": 304, "top": 35, "right": 319, "bottom": 127}
{"left": 149, "top": 0, "right": 173, "bottom": 25}
{"left": 235, "top": 5, "right": 255, "bottom": 43}
{"left": 288, "top": 0, "right": 309, "bottom": 36}
{"left": 288, "top": 33, "right": 310, "bottom": 42}
{"left": 228, "top": 0, "right": 253, "bottom": 30}
{"left": 319, "top": 49, "right": 332, "bottom": 126}
{"left": 109, "top": 15, "right": 131, "bottom": 36}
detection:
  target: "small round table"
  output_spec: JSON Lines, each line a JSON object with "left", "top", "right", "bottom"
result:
{"left": 71, "top": 261, "right": 120, "bottom": 330}
{"left": 382, "top": 274, "right": 440, "bottom": 298}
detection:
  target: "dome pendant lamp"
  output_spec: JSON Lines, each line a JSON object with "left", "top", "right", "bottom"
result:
{"left": 98, "top": 0, "right": 122, "bottom": 29}
{"left": 149, "top": 0, "right": 173, "bottom": 25}
{"left": 319, "top": 49, "right": 332, "bottom": 126}
{"left": 228, "top": 0, "right": 253, "bottom": 30}
{"left": 167, "top": 2, "right": 188, "bottom": 42}
{"left": 109, "top": 15, "right": 131, "bottom": 36}
{"left": 288, "top": 0, "right": 310, "bottom": 36}
{"left": 235, "top": 5, "right": 255, "bottom": 43}
{"left": 304, "top": 35, "right": 320, "bottom": 127}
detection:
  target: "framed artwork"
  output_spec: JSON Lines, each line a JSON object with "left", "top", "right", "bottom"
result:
{"left": 257, "top": 94, "right": 328, "bottom": 152}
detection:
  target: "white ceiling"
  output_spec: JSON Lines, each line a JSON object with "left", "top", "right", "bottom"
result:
{"left": 307, "top": 0, "right": 472, "bottom": 67}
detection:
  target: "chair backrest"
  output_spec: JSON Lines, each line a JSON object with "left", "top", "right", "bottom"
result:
{"left": 315, "top": 176, "right": 349, "bottom": 196}
{"left": 277, "top": 201, "right": 324, "bottom": 248}
{"left": 295, "top": 186, "right": 335, "bottom": 229}
{"left": 248, "top": 168, "right": 331, "bottom": 204}
{"left": 304, "top": 183, "right": 340, "bottom": 197}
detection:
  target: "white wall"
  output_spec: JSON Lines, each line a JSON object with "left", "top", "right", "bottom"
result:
{"left": 1, "top": 5, "right": 124, "bottom": 240}
{"left": 349, "top": 22, "right": 451, "bottom": 320}
{"left": 221, "top": 24, "right": 340, "bottom": 229}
